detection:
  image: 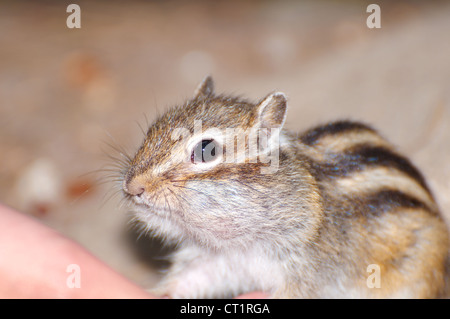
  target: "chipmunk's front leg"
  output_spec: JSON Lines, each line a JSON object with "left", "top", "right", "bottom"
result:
{"left": 152, "top": 247, "right": 233, "bottom": 298}
{"left": 153, "top": 264, "right": 216, "bottom": 298}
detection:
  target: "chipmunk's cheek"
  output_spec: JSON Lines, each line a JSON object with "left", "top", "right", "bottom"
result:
{"left": 199, "top": 216, "right": 242, "bottom": 240}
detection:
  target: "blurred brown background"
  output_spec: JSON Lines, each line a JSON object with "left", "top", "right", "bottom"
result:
{"left": 1, "top": 0, "right": 449, "bottom": 288}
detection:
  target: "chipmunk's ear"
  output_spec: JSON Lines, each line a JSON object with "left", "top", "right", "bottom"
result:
{"left": 193, "top": 75, "right": 214, "bottom": 100}
{"left": 256, "top": 92, "right": 287, "bottom": 130}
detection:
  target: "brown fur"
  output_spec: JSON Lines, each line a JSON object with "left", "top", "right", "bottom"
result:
{"left": 122, "top": 77, "right": 449, "bottom": 298}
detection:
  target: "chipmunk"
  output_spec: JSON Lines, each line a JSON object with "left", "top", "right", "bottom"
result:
{"left": 121, "top": 76, "right": 449, "bottom": 298}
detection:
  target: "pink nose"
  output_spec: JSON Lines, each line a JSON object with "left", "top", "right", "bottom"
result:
{"left": 123, "top": 178, "right": 145, "bottom": 196}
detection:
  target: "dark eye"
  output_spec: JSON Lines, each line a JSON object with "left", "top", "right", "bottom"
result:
{"left": 191, "top": 139, "right": 219, "bottom": 164}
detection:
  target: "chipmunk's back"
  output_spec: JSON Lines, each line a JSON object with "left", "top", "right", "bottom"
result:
{"left": 285, "top": 120, "right": 449, "bottom": 298}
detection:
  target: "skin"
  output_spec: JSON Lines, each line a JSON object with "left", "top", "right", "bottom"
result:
{"left": 0, "top": 203, "right": 266, "bottom": 299}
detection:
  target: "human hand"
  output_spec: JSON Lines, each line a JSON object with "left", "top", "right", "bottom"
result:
{"left": 0, "top": 203, "right": 154, "bottom": 298}
{"left": 0, "top": 203, "right": 268, "bottom": 299}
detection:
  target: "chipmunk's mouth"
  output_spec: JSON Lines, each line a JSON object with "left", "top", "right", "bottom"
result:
{"left": 126, "top": 191, "right": 185, "bottom": 220}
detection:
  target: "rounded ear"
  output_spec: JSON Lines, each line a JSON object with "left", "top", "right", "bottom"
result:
{"left": 256, "top": 92, "right": 287, "bottom": 129}
{"left": 193, "top": 75, "right": 214, "bottom": 100}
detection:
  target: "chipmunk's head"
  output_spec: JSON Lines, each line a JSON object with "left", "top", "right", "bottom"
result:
{"left": 122, "top": 77, "right": 307, "bottom": 249}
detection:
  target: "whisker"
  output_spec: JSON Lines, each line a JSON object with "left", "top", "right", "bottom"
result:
{"left": 171, "top": 184, "right": 209, "bottom": 198}
{"left": 167, "top": 187, "right": 186, "bottom": 218}
{"left": 171, "top": 183, "right": 224, "bottom": 210}
{"left": 163, "top": 189, "right": 172, "bottom": 215}
{"left": 68, "top": 185, "right": 93, "bottom": 206}
{"left": 99, "top": 188, "right": 122, "bottom": 210}
{"left": 232, "top": 178, "right": 270, "bottom": 198}
{"left": 100, "top": 147, "right": 132, "bottom": 166}
{"left": 153, "top": 189, "right": 163, "bottom": 210}
{"left": 144, "top": 111, "right": 150, "bottom": 129}
{"left": 118, "top": 194, "right": 132, "bottom": 211}
{"left": 167, "top": 187, "right": 183, "bottom": 206}
{"left": 135, "top": 119, "right": 147, "bottom": 138}
{"left": 99, "top": 130, "right": 133, "bottom": 164}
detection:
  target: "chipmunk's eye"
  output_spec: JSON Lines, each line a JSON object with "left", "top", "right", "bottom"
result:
{"left": 191, "top": 139, "right": 219, "bottom": 164}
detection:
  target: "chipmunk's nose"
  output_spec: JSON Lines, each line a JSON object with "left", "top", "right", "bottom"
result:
{"left": 123, "top": 176, "right": 145, "bottom": 197}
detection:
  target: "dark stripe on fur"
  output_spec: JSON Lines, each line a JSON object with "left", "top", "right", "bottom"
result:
{"left": 361, "top": 189, "right": 431, "bottom": 216}
{"left": 310, "top": 145, "right": 431, "bottom": 194}
{"left": 331, "top": 189, "right": 433, "bottom": 220}
{"left": 300, "top": 121, "right": 376, "bottom": 146}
